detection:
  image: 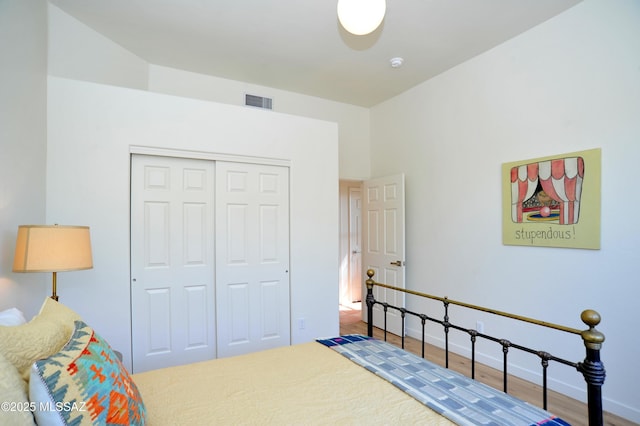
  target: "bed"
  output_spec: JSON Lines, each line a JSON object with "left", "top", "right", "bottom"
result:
{"left": 0, "top": 272, "right": 605, "bottom": 426}
{"left": 132, "top": 338, "right": 454, "bottom": 425}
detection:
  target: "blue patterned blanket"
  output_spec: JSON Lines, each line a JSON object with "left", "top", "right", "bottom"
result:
{"left": 317, "top": 335, "right": 570, "bottom": 426}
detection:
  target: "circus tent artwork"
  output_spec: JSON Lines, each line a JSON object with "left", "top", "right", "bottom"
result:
{"left": 502, "top": 149, "right": 600, "bottom": 250}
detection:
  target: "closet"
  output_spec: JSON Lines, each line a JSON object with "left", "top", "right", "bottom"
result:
{"left": 130, "top": 154, "right": 290, "bottom": 373}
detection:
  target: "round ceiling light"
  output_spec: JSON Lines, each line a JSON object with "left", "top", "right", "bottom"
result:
{"left": 337, "top": 0, "right": 386, "bottom": 36}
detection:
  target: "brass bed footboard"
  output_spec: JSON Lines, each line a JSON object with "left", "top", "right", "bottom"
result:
{"left": 364, "top": 269, "right": 605, "bottom": 426}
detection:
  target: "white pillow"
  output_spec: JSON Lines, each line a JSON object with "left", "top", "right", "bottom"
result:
{"left": 0, "top": 308, "right": 27, "bottom": 326}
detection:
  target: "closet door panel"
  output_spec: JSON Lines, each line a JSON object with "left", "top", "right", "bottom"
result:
{"left": 216, "top": 162, "right": 290, "bottom": 358}
{"left": 131, "top": 155, "right": 215, "bottom": 373}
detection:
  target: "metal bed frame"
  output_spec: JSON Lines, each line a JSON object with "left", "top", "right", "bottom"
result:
{"left": 364, "top": 269, "right": 606, "bottom": 426}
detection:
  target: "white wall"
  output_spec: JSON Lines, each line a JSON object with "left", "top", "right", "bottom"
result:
{"left": 0, "top": 0, "right": 49, "bottom": 317}
{"left": 44, "top": 3, "right": 347, "bottom": 373}
{"left": 148, "top": 65, "right": 371, "bottom": 180}
{"left": 46, "top": 76, "right": 339, "bottom": 371}
{"left": 370, "top": 0, "right": 639, "bottom": 421}
{"left": 47, "top": 3, "right": 149, "bottom": 90}
{"left": 46, "top": 3, "right": 370, "bottom": 181}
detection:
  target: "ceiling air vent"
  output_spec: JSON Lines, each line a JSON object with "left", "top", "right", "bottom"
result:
{"left": 245, "top": 94, "right": 273, "bottom": 110}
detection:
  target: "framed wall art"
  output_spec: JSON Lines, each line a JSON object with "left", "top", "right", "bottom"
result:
{"left": 502, "top": 148, "right": 601, "bottom": 249}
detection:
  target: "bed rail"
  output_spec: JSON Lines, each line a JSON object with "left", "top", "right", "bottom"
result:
{"left": 364, "top": 269, "right": 605, "bottom": 426}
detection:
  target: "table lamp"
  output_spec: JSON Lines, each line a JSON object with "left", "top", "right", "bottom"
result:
{"left": 13, "top": 225, "right": 93, "bottom": 301}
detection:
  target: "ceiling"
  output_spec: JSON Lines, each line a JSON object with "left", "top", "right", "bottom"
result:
{"left": 49, "top": 0, "right": 581, "bottom": 107}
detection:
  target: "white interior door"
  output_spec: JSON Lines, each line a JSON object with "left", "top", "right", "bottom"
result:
{"left": 131, "top": 155, "right": 215, "bottom": 373}
{"left": 362, "top": 174, "right": 406, "bottom": 336}
{"left": 348, "top": 186, "right": 362, "bottom": 303}
{"left": 215, "top": 161, "right": 290, "bottom": 358}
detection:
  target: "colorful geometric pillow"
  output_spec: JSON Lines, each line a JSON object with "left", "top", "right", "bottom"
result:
{"left": 29, "top": 320, "right": 146, "bottom": 426}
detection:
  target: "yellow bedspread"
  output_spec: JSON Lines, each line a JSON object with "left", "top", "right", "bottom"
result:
{"left": 133, "top": 341, "right": 455, "bottom": 425}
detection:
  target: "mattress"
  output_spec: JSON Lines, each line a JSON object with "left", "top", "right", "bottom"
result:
{"left": 133, "top": 341, "right": 454, "bottom": 425}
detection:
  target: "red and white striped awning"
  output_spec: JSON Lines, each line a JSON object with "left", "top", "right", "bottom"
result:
{"left": 510, "top": 156, "right": 584, "bottom": 224}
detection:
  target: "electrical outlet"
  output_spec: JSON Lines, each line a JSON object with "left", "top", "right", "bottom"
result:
{"left": 476, "top": 321, "right": 484, "bottom": 333}
{"left": 298, "top": 318, "right": 305, "bottom": 330}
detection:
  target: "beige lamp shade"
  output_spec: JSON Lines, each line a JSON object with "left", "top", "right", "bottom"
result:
{"left": 13, "top": 225, "right": 93, "bottom": 273}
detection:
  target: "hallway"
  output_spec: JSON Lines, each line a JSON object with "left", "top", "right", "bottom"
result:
{"left": 338, "top": 302, "right": 362, "bottom": 324}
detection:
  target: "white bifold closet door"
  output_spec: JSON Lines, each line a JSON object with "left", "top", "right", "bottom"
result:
{"left": 131, "top": 155, "right": 290, "bottom": 373}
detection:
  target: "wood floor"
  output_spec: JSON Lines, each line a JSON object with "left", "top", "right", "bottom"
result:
{"left": 339, "top": 304, "right": 635, "bottom": 426}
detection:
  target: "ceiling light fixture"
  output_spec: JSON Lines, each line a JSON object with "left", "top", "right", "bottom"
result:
{"left": 337, "top": 0, "right": 386, "bottom": 36}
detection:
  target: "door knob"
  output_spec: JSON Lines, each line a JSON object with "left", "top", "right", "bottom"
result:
{"left": 390, "top": 260, "right": 403, "bottom": 266}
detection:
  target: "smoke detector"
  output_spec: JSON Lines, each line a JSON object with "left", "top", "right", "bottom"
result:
{"left": 390, "top": 57, "right": 404, "bottom": 68}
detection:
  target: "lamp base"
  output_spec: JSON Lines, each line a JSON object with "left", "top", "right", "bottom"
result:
{"left": 51, "top": 271, "right": 59, "bottom": 302}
